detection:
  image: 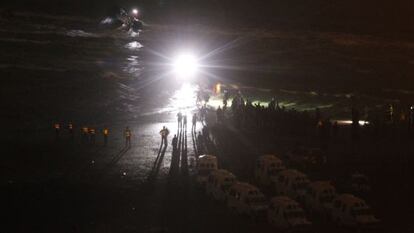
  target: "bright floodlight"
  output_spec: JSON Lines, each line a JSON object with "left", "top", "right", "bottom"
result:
{"left": 132, "top": 9, "right": 139, "bottom": 15}
{"left": 173, "top": 53, "right": 199, "bottom": 79}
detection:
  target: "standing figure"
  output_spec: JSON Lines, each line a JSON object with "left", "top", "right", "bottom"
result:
{"left": 103, "top": 127, "right": 109, "bottom": 146}
{"left": 89, "top": 128, "right": 96, "bottom": 145}
{"left": 54, "top": 123, "right": 60, "bottom": 140}
{"left": 159, "top": 126, "right": 170, "bottom": 147}
{"left": 81, "top": 127, "right": 88, "bottom": 144}
{"left": 183, "top": 115, "right": 187, "bottom": 130}
{"left": 192, "top": 113, "right": 197, "bottom": 132}
{"left": 68, "top": 122, "right": 74, "bottom": 140}
{"left": 172, "top": 134, "right": 178, "bottom": 151}
{"left": 125, "top": 126, "right": 131, "bottom": 147}
{"left": 177, "top": 112, "right": 183, "bottom": 129}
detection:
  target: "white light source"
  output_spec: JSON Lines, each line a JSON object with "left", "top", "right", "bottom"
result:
{"left": 172, "top": 53, "right": 199, "bottom": 79}
{"left": 132, "top": 9, "right": 139, "bottom": 15}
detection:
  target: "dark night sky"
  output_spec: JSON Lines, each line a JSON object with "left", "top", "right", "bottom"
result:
{"left": 1, "top": 0, "right": 414, "bottom": 34}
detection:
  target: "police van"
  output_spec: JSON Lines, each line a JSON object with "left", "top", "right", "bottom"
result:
{"left": 254, "top": 154, "right": 285, "bottom": 186}
{"left": 268, "top": 196, "right": 312, "bottom": 229}
{"left": 226, "top": 182, "right": 268, "bottom": 217}
{"left": 304, "top": 181, "right": 337, "bottom": 216}
{"left": 330, "top": 194, "right": 379, "bottom": 227}
{"left": 273, "top": 169, "right": 310, "bottom": 202}
{"left": 206, "top": 169, "right": 237, "bottom": 201}
{"left": 196, "top": 155, "right": 218, "bottom": 185}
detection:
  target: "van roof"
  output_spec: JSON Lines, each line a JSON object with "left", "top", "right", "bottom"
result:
{"left": 279, "top": 169, "right": 307, "bottom": 178}
{"left": 198, "top": 154, "right": 217, "bottom": 161}
{"left": 270, "top": 196, "right": 300, "bottom": 207}
{"left": 309, "top": 181, "right": 335, "bottom": 191}
{"left": 335, "top": 194, "right": 366, "bottom": 205}
{"left": 259, "top": 154, "right": 283, "bottom": 163}
{"left": 210, "top": 169, "right": 236, "bottom": 179}
{"left": 231, "top": 182, "right": 260, "bottom": 192}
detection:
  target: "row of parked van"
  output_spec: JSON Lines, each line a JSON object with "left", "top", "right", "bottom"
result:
{"left": 196, "top": 155, "right": 311, "bottom": 229}
{"left": 195, "top": 154, "right": 379, "bottom": 229}
{"left": 254, "top": 154, "right": 380, "bottom": 228}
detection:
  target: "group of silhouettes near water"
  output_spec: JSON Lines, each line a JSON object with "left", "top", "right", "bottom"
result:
{"left": 214, "top": 92, "right": 414, "bottom": 142}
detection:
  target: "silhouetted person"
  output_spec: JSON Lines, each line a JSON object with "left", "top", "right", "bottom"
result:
{"left": 197, "top": 132, "right": 204, "bottom": 155}
{"left": 172, "top": 134, "right": 178, "bottom": 150}
{"left": 217, "top": 106, "right": 224, "bottom": 123}
{"left": 177, "top": 112, "right": 183, "bottom": 129}
{"left": 409, "top": 106, "right": 414, "bottom": 132}
{"left": 332, "top": 121, "right": 339, "bottom": 137}
{"left": 81, "top": 127, "right": 88, "bottom": 144}
{"left": 183, "top": 115, "right": 187, "bottom": 130}
{"left": 160, "top": 126, "right": 170, "bottom": 147}
{"left": 192, "top": 113, "right": 197, "bottom": 131}
{"left": 54, "top": 123, "right": 60, "bottom": 140}
{"left": 125, "top": 127, "right": 131, "bottom": 147}
{"left": 68, "top": 122, "right": 74, "bottom": 140}
{"left": 89, "top": 128, "right": 96, "bottom": 145}
{"left": 103, "top": 128, "right": 109, "bottom": 146}
{"left": 352, "top": 106, "right": 360, "bottom": 141}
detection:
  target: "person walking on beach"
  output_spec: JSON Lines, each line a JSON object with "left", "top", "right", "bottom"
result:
{"left": 68, "top": 122, "right": 74, "bottom": 140}
{"left": 125, "top": 126, "right": 131, "bottom": 147}
{"left": 160, "top": 126, "right": 170, "bottom": 147}
{"left": 103, "top": 127, "right": 109, "bottom": 146}
{"left": 183, "top": 115, "right": 187, "bottom": 130}
{"left": 172, "top": 134, "right": 178, "bottom": 151}
{"left": 192, "top": 113, "right": 197, "bottom": 132}
{"left": 81, "top": 127, "right": 88, "bottom": 144}
{"left": 177, "top": 111, "right": 183, "bottom": 129}
{"left": 89, "top": 128, "right": 96, "bottom": 145}
{"left": 54, "top": 123, "right": 60, "bottom": 140}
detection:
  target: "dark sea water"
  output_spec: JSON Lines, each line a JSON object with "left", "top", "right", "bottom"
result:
{"left": 1, "top": 10, "right": 414, "bottom": 134}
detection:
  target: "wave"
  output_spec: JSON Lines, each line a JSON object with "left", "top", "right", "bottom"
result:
{"left": 65, "top": 30, "right": 99, "bottom": 38}
{"left": 383, "top": 88, "right": 414, "bottom": 95}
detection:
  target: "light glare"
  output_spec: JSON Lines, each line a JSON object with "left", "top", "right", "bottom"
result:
{"left": 173, "top": 53, "right": 199, "bottom": 79}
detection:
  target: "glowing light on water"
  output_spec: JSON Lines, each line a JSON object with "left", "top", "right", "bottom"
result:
{"left": 336, "top": 120, "right": 369, "bottom": 126}
{"left": 100, "top": 17, "right": 113, "bottom": 24}
{"left": 170, "top": 83, "right": 198, "bottom": 115}
{"left": 125, "top": 41, "right": 143, "bottom": 50}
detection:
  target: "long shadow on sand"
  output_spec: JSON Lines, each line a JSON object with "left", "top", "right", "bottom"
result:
{"left": 169, "top": 129, "right": 182, "bottom": 177}
{"left": 148, "top": 141, "right": 167, "bottom": 181}
{"left": 181, "top": 128, "right": 188, "bottom": 176}
{"left": 104, "top": 146, "right": 130, "bottom": 170}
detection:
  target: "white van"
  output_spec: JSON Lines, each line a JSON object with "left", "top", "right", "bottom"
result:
{"left": 206, "top": 169, "right": 237, "bottom": 201}
{"left": 304, "top": 181, "right": 337, "bottom": 215}
{"left": 226, "top": 182, "right": 268, "bottom": 217}
{"left": 254, "top": 154, "right": 285, "bottom": 186}
{"left": 196, "top": 155, "right": 218, "bottom": 185}
{"left": 268, "top": 196, "right": 312, "bottom": 229}
{"left": 272, "top": 169, "right": 310, "bottom": 202}
{"left": 330, "top": 194, "right": 379, "bottom": 227}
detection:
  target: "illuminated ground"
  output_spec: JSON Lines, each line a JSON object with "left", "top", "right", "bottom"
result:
{"left": 1, "top": 11, "right": 413, "bottom": 233}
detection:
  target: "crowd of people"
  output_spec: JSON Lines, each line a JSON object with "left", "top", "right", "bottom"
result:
{"left": 214, "top": 92, "right": 414, "bottom": 142}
